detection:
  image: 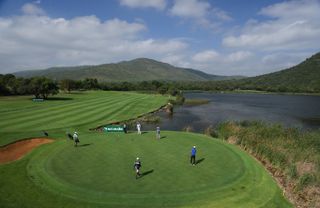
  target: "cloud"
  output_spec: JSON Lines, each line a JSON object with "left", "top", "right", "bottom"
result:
{"left": 119, "top": 0, "right": 166, "bottom": 10}
{"left": 169, "top": 0, "right": 231, "bottom": 29}
{"left": 170, "top": 0, "right": 210, "bottom": 19}
{"left": 192, "top": 50, "right": 220, "bottom": 62}
{"left": 0, "top": 5, "right": 188, "bottom": 73}
{"left": 226, "top": 51, "right": 253, "bottom": 62}
{"left": 21, "top": 3, "right": 45, "bottom": 15}
{"left": 222, "top": 0, "right": 320, "bottom": 51}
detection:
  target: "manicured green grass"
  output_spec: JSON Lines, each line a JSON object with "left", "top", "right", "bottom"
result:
{"left": 0, "top": 91, "right": 168, "bottom": 146}
{"left": 0, "top": 91, "right": 292, "bottom": 207}
{"left": 0, "top": 131, "right": 292, "bottom": 208}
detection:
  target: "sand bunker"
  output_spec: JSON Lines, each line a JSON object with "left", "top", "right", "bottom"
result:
{"left": 0, "top": 138, "right": 53, "bottom": 164}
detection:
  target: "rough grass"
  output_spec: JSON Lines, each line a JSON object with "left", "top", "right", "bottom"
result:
{"left": 217, "top": 121, "right": 320, "bottom": 207}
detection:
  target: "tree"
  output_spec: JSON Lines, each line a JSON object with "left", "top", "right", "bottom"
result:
{"left": 30, "top": 77, "right": 59, "bottom": 99}
{"left": 83, "top": 78, "right": 99, "bottom": 90}
{"left": 157, "top": 86, "right": 168, "bottom": 95}
{"left": 60, "top": 79, "right": 75, "bottom": 93}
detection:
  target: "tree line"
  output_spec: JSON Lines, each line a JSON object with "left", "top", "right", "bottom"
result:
{"left": 1, "top": 73, "right": 319, "bottom": 98}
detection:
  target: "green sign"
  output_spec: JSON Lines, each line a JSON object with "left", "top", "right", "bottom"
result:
{"left": 32, "top": 98, "right": 44, "bottom": 102}
{"left": 104, "top": 125, "right": 124, "bottom": 132}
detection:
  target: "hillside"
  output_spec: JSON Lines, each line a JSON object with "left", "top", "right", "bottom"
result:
{"left": 239, "top": 52, "right": 320, "bottom": 92}
{"left": 14, "top": 58, "right": 242, "bottom": 82}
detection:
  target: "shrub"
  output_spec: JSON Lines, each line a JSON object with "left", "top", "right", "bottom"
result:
{"left": 204, "top": 125, "right": 218, "bottom": 138}
{"left": 182, "top": 125, "right": 193, "bottom": 132}
{"left": 297, "top": 173, "right": 315, "bottom": 190}
{"left": 288, "top": 164, "right": 298, "bottom": 179}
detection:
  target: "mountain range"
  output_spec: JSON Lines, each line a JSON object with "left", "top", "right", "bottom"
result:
{"left": 14, "top": 58, "right": 243, "bottom": 82}
{"left": 237, "top": 52, "right": 320, "bottom": 92}
{"left": 13, "top": 52, "right": 320, "bottom": 93}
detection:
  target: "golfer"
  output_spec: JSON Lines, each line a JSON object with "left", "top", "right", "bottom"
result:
{"left": 123, "top": 123, "right": 127, "bottom": 133}
{"left": 73, "top": 132, "right": 80, "bottom": 147}
{"left": 133, "top": 157, "right": 142, "bottom": 179}
{"left": 156, "top": 126, "right": 160, "bottom": 139}
{"left": 190, "top": 146, "right": 196, "bottom": 165}
{"left": 136, "top": 122, "right": 141, "bottom": 134}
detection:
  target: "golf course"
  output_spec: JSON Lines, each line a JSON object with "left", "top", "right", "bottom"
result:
{"left": 0, "top": 91, "right": 292, "bottom": 207}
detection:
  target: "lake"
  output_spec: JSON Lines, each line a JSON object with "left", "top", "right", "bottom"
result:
{"left": 143, "top": 92, "right": 320, "bottom": 132}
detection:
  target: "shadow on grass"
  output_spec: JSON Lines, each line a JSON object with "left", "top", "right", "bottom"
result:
{"left": 125, "top": 131, "right": 147, "bottom": 135}
{"left": 160, "top": 136, "right": 166, "bottom": 139}
{"left": 46, "top": 97, "right": 73, "bottom": 101}
{"left": 196, "top": 158, "right": 205, "bottom": 165}
{"left": 140, "top": 169, "right": 154, "bottom": 178}
{"left": 77, "top": 143, "right": 93, "bottom": 147}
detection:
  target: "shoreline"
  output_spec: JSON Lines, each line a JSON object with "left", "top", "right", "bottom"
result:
{"left": 182, "top": 90, "right": 320, "bottom": 96}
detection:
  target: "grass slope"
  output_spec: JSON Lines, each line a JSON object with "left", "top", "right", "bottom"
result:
{"left": 0, "top": 131, "right": 292, "bottom": 208}
{"left": 14, "top": 58, "right": 242, "bottom": 82}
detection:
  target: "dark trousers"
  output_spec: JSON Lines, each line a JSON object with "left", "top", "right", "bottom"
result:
{"left": 190, "top": 155, "right": 196, "bottom": 164}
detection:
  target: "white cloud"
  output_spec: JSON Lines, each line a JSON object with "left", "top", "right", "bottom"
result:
{"left": 192, "top": 50, "right": 220, "bottom": 62}
{"left": 119, "top": 0, "right": 166, "bottom": 10}
{"left": 0, "top": 6, "right": 188, "bottom": 73}
{"left": 21, "top": 3, "right": 45, "bottom": 15}
{"left": 161, "top": 54, "right": 192, "bottom": 68}
{"left": 222, "top": 0, "right": 320, "bottom": 51}
{"left": 170, "top": 0, "right": 231, "bottom": 29}
{"left": 170, "top": 0, "right": 210, "bottom": 19}
{"left": 226, "top": 51, "right": 253, "bottom": 62}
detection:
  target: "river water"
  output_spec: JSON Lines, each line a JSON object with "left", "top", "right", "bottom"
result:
{"left": 143, "top": 92, "right": 320, "bottom": 132}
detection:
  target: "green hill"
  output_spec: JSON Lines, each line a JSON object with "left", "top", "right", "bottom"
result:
{"left": 14, "top": 58, "right": 242, "bottom": 82}
{"left": 239, "top": 52, "right": 320, "bottom": 92}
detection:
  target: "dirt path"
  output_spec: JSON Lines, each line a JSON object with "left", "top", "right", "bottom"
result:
{"left": 0, "top": 138, "right": 53, "bottom": 164}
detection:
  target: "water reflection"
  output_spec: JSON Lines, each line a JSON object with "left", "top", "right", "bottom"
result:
{"left": 143, "top": 92, "right": 320, "bottom": 132}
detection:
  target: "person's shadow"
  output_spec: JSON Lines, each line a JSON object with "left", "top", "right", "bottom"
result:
{"left": 196, "top": 158, "right": 205, "bottom": 165}
{"left": 140, "top": 169, "right": 154, "bottom": 178}
{"left": 77, "top": 143, "right": 93, "bottom": 147}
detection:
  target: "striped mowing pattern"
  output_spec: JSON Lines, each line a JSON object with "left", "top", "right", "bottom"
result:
{"left": 0, "top": 91, "right": 168, "bottom": 132}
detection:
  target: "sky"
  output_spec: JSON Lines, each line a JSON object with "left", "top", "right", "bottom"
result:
{"left": 0, "top": 0, "right": 319, "bottom": 76}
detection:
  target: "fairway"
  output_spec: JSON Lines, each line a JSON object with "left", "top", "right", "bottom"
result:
{"left": 0, "top": 91, "right": 168, "bottom": 145}
{"left": 0, "top": 91, "right": 292, "bottom": 207}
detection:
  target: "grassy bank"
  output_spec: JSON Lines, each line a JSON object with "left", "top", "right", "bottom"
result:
{"left": 217, "top": 121, "right": 320, "bottom": 207}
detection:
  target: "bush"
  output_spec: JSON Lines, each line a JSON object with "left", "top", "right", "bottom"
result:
{"left": 182, "top": 125, "right": 193, "bottom": 132}
{"left": 297, "top": 173, "right": 315, "bottom": 190}
{"left": 288, "top": 164, "right": 298, "bottom": 179}
{"left": 175, "top": 94, "right": 185, "bottom": 105}
{"left": 204, "top": 125, "right": 218, "bottom": 138}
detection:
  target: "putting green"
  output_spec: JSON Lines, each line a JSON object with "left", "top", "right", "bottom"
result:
{"left": 23, "top": 131, "right": 291, "bottom": 207}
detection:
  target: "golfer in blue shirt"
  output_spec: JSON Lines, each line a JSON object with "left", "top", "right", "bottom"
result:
{"left": 190, "top": 146, "right": 196, "bottom": 165}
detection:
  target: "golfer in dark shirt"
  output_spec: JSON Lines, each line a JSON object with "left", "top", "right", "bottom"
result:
{"left": 133, "top": 157, "right": 142, "bottom": 179}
